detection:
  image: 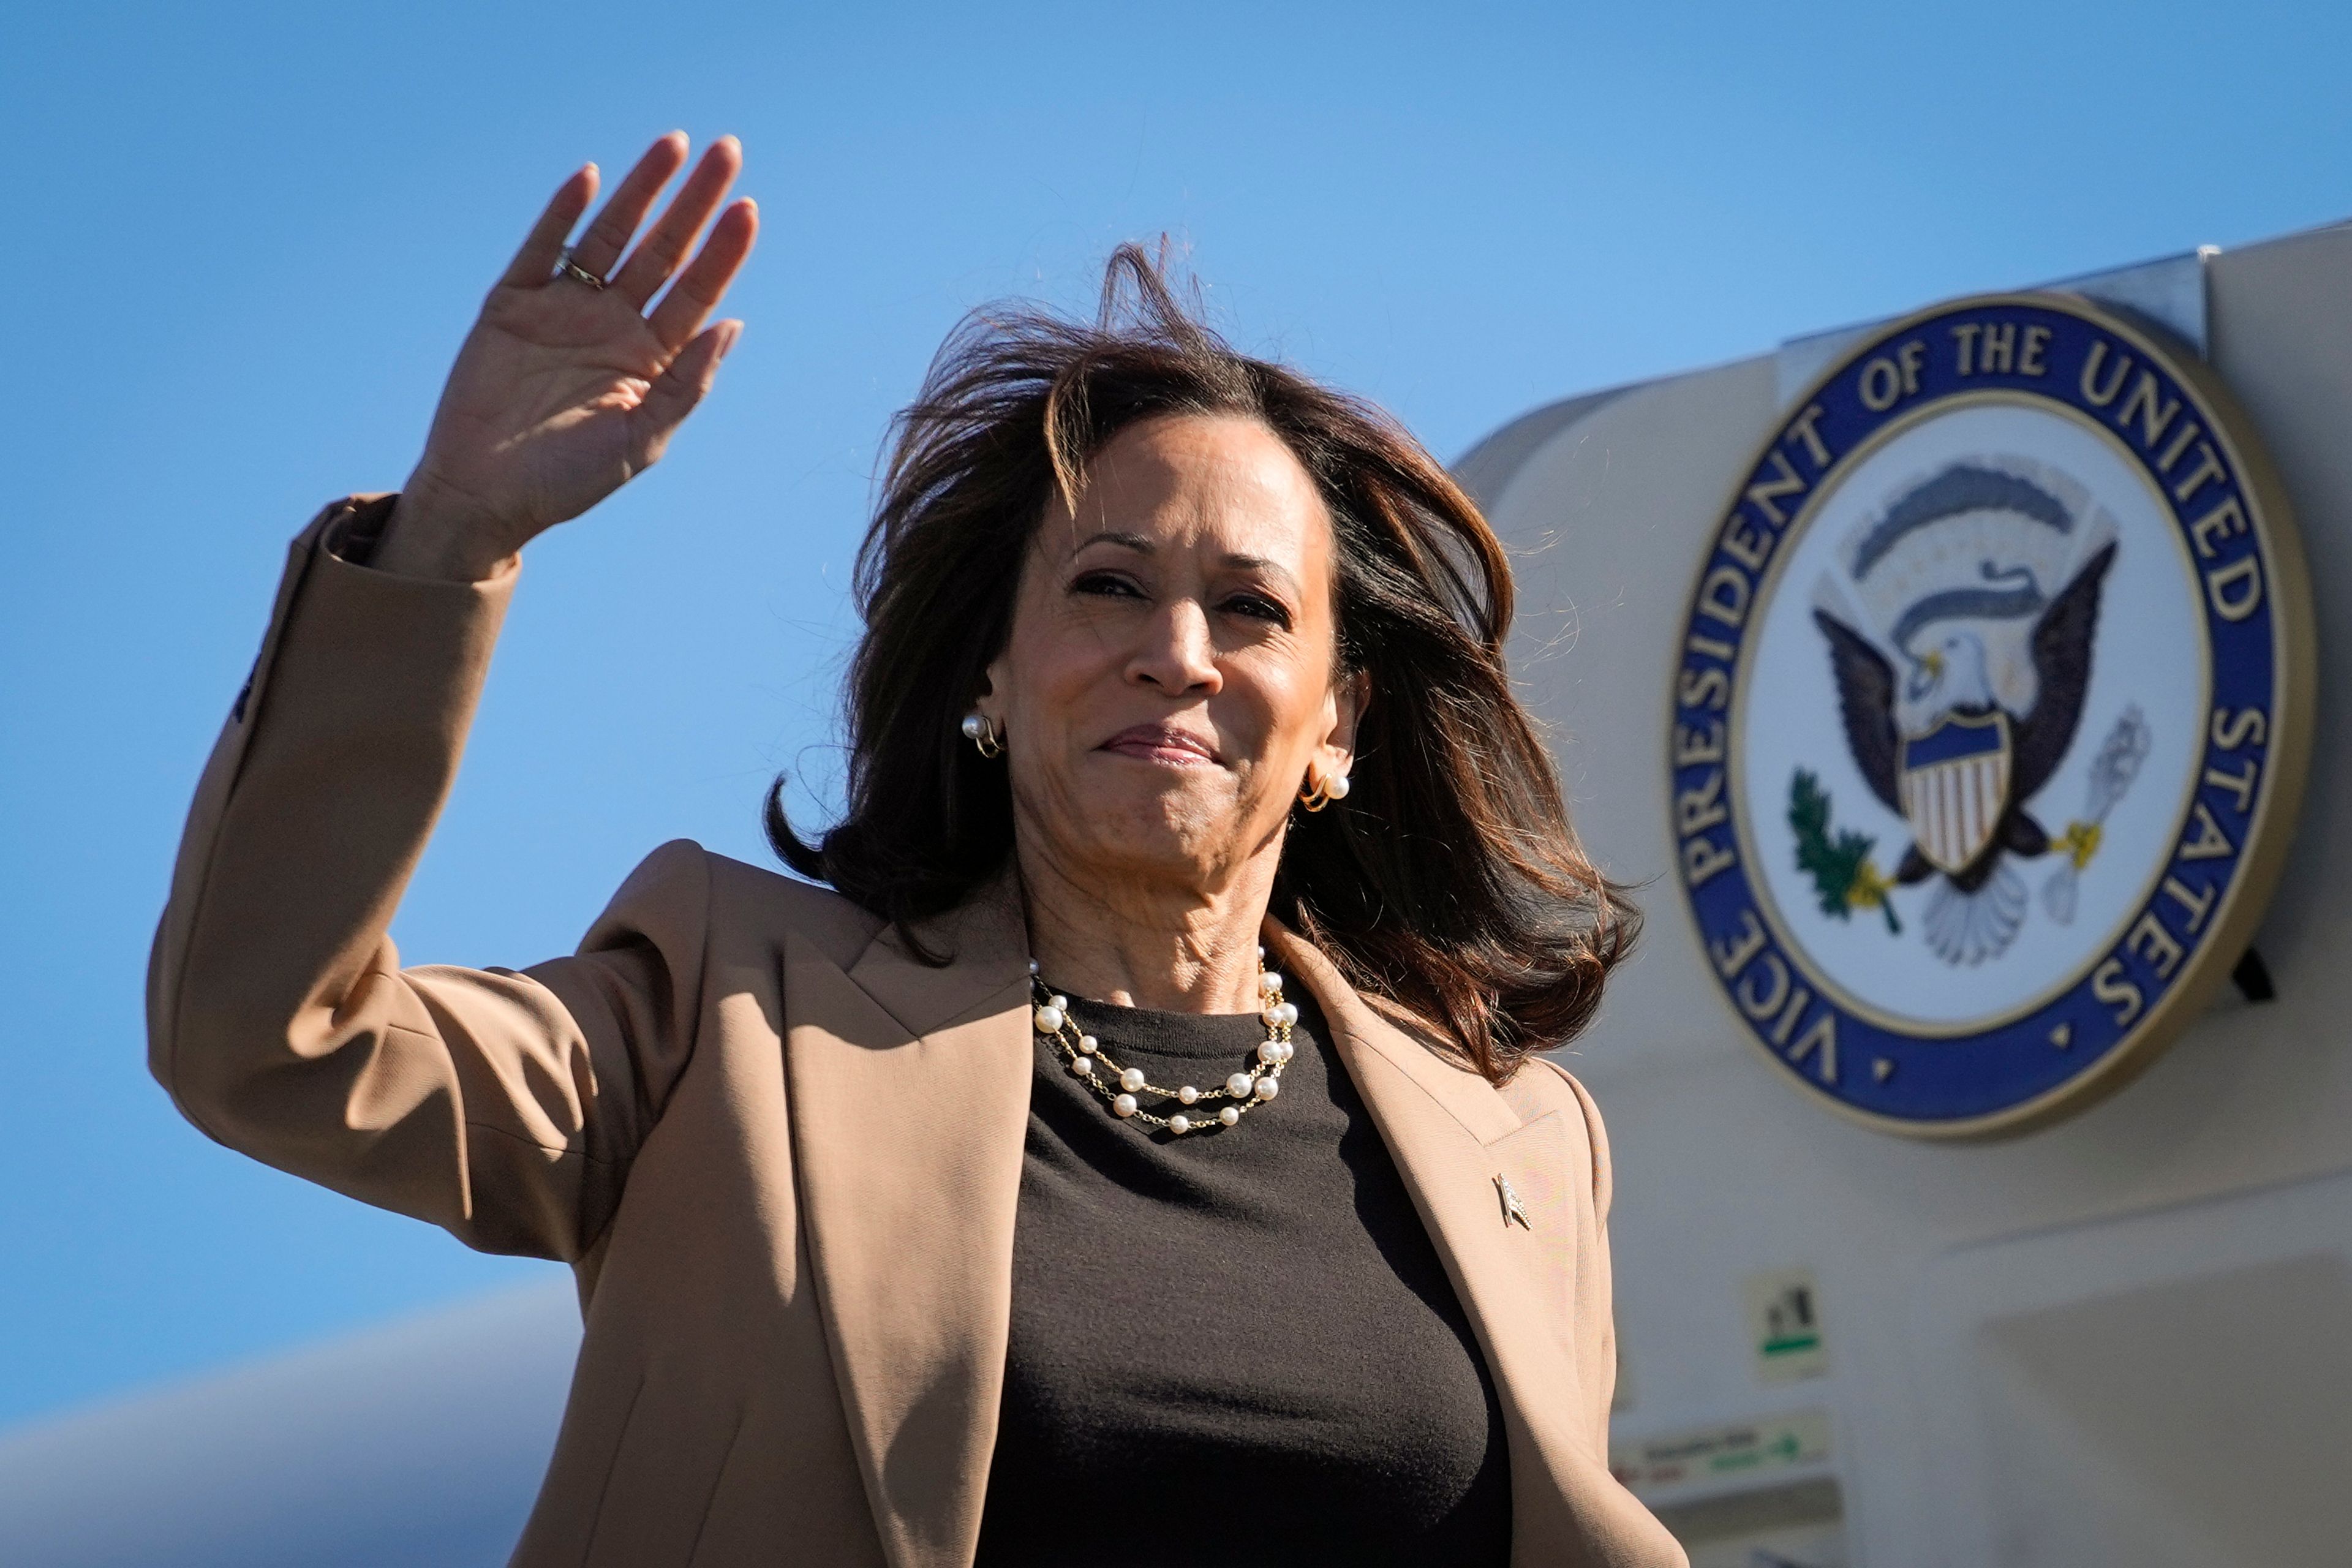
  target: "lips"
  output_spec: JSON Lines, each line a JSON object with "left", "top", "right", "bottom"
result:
{"left": 1099, "top": 724, "right": 1222, "bottom": 765}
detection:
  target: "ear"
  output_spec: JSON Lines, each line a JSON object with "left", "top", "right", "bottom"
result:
{"left": 973, "top": 657, "right": 1007, "bottom": 724}
{"left": 1320, "top": 668, "right": 1370, "bottom": 774}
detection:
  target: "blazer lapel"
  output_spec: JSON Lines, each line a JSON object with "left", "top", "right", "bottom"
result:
{"left": 1268, "top": 928, "right": 1613, "bottom": 1567}
{"left": 784, "top": 875, "right": 1033, "bottom": 1568}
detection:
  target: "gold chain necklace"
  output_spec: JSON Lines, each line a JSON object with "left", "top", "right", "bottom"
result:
{"left": 1029, "top": 949, "right": 1297, "bottom": 1134}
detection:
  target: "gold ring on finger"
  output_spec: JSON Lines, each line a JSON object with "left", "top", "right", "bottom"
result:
{"left": 555, "top": 250, "right": 608, "bottom": 290}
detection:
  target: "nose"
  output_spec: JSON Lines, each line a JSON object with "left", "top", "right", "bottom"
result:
{"left": 1126, "top": 599, "right": 1222, "bottom": 697}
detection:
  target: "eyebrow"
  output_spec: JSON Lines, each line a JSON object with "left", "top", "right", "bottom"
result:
{"left": 1073, "top": 530, "right": 1158, "bottom": 554}
{"left": 1070, "top": 532, "right": 1302, "bottom": 592}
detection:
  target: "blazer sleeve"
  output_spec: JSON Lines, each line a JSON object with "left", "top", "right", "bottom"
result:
{"left": 146, "top": 496, "right": 709, "bottom": 1263}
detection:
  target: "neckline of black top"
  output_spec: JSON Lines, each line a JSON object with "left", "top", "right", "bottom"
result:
{"left": 1048, "top": 990, "right": 1279, "bottom": 1060}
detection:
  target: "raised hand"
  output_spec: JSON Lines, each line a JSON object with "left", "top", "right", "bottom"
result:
{"left": 377, "top": 133, "right": 758, "bottom": 579}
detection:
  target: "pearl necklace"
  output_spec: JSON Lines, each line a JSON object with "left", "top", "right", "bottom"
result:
{"left": 1029, "top": 949, "right": 1298, "bottom": 1134}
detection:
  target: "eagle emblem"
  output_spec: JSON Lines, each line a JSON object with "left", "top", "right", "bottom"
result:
{"left": 1667, "top": 290, "right": 2305, "bottom": 1133}
{"left": 1803, "top": 462, "right": 2138, "bottom": 965}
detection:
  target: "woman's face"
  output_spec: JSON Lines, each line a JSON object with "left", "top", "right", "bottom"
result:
{"left": 981, "top": 413, "right": 1363, "bottom": 901}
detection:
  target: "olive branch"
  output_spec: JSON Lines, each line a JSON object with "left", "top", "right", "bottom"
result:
{"left": 1787, "top": 769, "right": 1901, "bottom": 935}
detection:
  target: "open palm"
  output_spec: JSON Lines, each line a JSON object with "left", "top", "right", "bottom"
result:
{"left": 384, "top": 134, "right": 758, "bottom": 579}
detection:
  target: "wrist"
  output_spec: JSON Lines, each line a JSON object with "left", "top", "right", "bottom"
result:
{"left": 376, "top": 477, "right": 517, "bottom": 582}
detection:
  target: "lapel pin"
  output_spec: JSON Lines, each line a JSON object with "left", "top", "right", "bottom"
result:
{"left": 1493, "top": 1173, "right": 1531, "bottom": 1229}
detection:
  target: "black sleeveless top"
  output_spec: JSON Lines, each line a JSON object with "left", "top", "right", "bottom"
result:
{"left": 971, "top": 987, "right": 1512, "bottom": 1566}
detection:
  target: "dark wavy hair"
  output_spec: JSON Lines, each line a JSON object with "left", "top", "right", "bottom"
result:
{"left": 769, "top": 246, "right": 1636, "bottom": 1083}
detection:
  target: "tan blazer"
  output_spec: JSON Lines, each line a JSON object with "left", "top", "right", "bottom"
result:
{"left": 148, "top": 497, "right": 1687, "bottom": 1568}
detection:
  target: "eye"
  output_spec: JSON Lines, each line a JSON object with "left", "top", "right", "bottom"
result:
{"left": 1221, "top": 591, "right": 1292, "bottom": 628}
{"left": 1071, "top": 570, "right": 1145, "bottom": 599}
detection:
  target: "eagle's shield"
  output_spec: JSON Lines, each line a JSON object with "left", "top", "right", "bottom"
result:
{"left": 1898, "top": 710, "right": 2012, "bottom": 874}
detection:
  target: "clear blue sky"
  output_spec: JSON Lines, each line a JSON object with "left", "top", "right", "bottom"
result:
{"left": 2, "top": 0, "right": 2345, "bottom": 1430}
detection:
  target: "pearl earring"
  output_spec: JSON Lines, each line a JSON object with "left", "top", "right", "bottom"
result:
{"left": 1298, "top": 768, "right": 1351, "bottom": 812}
{"left": 961, "top": 712, "right": 1004, "bottom": 758}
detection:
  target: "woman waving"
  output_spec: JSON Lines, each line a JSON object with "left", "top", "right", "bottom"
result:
{"left": 149, "top": 133, "right": 1684, "bottom": 1568}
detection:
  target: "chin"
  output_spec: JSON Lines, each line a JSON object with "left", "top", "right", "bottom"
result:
{"left": 1074, "top": 782, "right": 1248, "bottom": 878}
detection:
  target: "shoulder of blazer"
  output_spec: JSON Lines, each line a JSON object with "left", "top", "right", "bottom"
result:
{"left": 1515, "top": 1054, "right": 1615, "bottom": 1225}
{"left": 664, "top": 840, "right": 891, "bottom": 974}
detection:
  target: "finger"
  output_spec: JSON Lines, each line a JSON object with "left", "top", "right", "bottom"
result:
{"left": 497, "top": 164, "right": 598, "bottom": 288}
{"left": 634, "top": 320, "right": 744, "bottom": 461}
{"left": 567, "top": 132, "right": 688, "bottom": 279}
{"left": 611, "top": 135, "right": 742, "bottom": 309}
{"left": 647, "top": 198, "right": 759, "bottom": 354}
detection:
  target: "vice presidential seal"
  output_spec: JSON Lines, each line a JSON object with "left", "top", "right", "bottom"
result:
{"left": 1669, "top": 293, "right": 2312, "bottom": 1137}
